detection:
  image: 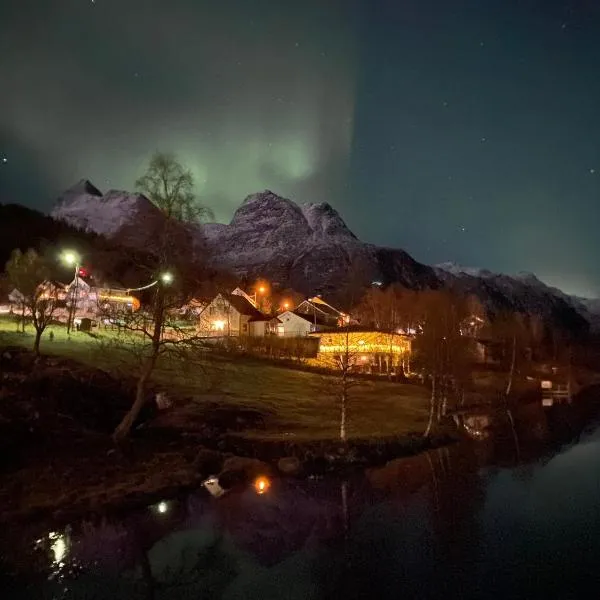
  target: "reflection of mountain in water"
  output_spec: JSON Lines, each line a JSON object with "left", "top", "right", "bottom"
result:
{"left": 4, "top": 391, "right": 600, "bottom": 598}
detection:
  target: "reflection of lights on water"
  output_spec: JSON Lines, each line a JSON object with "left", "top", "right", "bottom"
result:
{"left": 253, "top": 476, "right": 271, "bottom": 495}
{"left": 48, "top": 531, "right": 68, "bottom": 565}
{"left": 157, "top": 501, "right": 169, "bottom": 514}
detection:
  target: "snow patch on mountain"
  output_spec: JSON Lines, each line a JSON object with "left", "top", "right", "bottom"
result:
{"left": 435, "top": 262, "right": 494, "bottom": 278}
{"left": 52, "top": 182, "right": 162, "bottom": 238}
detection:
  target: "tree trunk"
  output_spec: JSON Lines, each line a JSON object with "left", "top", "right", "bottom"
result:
{"left": 340, "top": 379, "right": 347, "bottom": 442}
{"left": 113, "top": 286, "right": 165, "bottom": 442}
{"left": 21, "top": 304, "right": 25, "bottom": 332}
{"left": 113, "top": 358, "right": 155, "bottom": 442}
{"left": 424, "top": 375, "right": 436, "bottom": 437}
{"left": 33, "top": 328, "right": 42, "bottom": 355}
{"left": 506, "top": 334, "right": 517, "bottom": 396}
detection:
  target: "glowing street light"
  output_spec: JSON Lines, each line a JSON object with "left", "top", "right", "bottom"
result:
{"left": 160, "top": 272, "right": 173, "bottom": 285}
{"left": 250, "top": 282, "right": 269, "bottom": 307}
{"left": 61, "top": 250, "right": 80, "bottom": 266}
{"left": 61, "top": 250, "right": 81, "bottom": 334}
{"left": 282, "top": 301, "right": 290, "bottom": 311}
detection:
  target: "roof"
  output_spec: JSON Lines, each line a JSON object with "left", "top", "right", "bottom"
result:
{"left": 296, "top": 297, "right": 343, "bottom": 319}
{"left": 225, "top": 293, "right": 268, "bottom": 319}
{"left": 249, "top": 315, "right": 281, "bottom": 323}
{"left": 312, "top": 325, "right": 412, "bottom": 336}
{"left": 290, "top": 310, "right": 331, "bottom": 327}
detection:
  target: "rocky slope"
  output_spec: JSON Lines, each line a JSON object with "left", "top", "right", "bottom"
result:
{"left": 50, "top": 183, "right": 596, "bottom": 330}
{"left": 52, "top": 185, "right": 438, "bottom": 303}
{"left": 435, "top": 263, "right": 595, "bottom": 333}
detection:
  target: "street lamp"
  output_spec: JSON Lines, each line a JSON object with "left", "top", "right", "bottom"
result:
{"left": 160, "top": 272, "right": 173, "bottom": 285}
{"left": 61, "top": 250, "right": 81, "bottom": 334}
{"left": 250, "top": 283, "right": 268, "bottom": 307}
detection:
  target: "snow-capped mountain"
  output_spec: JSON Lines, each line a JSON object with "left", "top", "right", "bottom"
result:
{"left": 51, "top": 182, "right": 595, "bottom": 330}
{"left": 52, "top": 180, "right": 161, "bottom": 238}
{"left": 435, "top": 262, "right": 598, "bottom": 332}
{"left": 52, "top": 185, "right": 437, "bottom": 302}
{"left": 52, "top": 179, "right": 202, "bottom": 252}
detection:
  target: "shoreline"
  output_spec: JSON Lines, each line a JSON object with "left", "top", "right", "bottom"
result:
{"left": 0, "top": 424, "right": 457, "bottom": 526}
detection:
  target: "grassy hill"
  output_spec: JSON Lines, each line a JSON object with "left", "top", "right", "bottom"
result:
{"left": 0, "top": 318, "right": 430, "bottom": 441}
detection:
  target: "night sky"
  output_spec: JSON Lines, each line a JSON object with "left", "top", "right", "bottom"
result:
{"left": 1, "top": 0, "right": 600, "bottom": 297}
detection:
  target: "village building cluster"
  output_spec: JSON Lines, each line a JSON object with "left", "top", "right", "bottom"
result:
{"left": 2, "top": 273, "right": 421, "bottom": 375}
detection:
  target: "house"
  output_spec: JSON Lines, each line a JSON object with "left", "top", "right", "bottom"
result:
{"left": 309, "top": 328, "right": 412, "bottom": 375}
{"left": 277, "top": 310, "right": 331, "bottom": 337}
{"left": 198, "top": 292, "right": 281, "bottom": 337}
{"left": 294, "top": 296, "right": 349, "bottom": 327}
{"left": 8, "top": 288, "right": 25, "bottom": 306}
{"left": 65, "top": 276, "right": 139, "bottom": 318}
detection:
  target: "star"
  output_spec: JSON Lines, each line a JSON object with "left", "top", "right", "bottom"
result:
{"left": 590, "top": 168, "right": 596, "bottom": 174}
{"left": 1, "top": 156, "right": 7, "bottom": 164}
{"left": 481, "top": 137, "right": 487, "bottom": 142}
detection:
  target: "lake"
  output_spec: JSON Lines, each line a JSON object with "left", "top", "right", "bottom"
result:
{"left": 2, "top": 399, "right": 600, "bottom": 599}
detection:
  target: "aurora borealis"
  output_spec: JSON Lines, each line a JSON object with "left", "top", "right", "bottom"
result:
{"left": 1, "top": 0, "right": 600, "bottom": 296}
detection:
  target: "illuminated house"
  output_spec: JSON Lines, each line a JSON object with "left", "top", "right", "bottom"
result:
{"left": 310, "top": 328, "right": 412, "bottom": 374}
{"left": 277, "top": 310, "right": 331, "bottom": 336}
{"left": 65, "top": 276, "right": 139, "bottom": 319}
{"left": 198, "top": 292, "right": 281, "bottom": 337}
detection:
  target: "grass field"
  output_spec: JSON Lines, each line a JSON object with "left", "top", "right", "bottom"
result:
{"left": 0, "top": 317, "right": 431, "bottom": 441}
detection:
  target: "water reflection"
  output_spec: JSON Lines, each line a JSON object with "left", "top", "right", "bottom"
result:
{"left": 3, "top": 397, "right": 600, "bottom": 598}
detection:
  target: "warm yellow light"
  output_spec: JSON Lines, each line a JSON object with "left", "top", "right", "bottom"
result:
{"left": 253, "top": 475, "right": 271, "bottom": 495}
{"left": 98, "top": 293, "right": 136, "bottom": 303}
{"left": 213, "top": 320, "right": 225, "bottom": 331}
{"left": 258, "top": 286, "right": 266, "bottom": 294}
{"left": 358, "top": 339, "right": 365, "bottom": 345}
{"left": 283, "top": 302, "right": 290, "bottom": 310}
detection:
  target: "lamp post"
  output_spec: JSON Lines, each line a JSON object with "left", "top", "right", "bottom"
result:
{"left": 251, "top": 285, "right": 266, "bottom": 307}
{"left": 61, "top": 251, "right": 80, "bottom": 335}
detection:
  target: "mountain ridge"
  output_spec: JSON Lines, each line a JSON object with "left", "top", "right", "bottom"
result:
{"left": 50, "top": 182, "right": 596, "bottom": 332}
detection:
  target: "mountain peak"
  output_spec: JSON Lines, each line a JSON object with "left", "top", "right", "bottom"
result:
{"left": 62, "top": 179, "right": 103, "bottom": 199}
{"left": 301, "top": 202, "right": 356, "bottom": 239}
{"left": 435, "top": 261, "right": 493, "bottom": 278}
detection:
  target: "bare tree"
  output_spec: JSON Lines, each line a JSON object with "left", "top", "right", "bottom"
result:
{"left": 107, "top": 153, "right": 216, "bottom": 440}
{"left": 414, "top": 290, "right": 472, "bottom": 436}
{"left": 316, "top": 328, "right": 364, "bottom": 442}
{"left": 100, "top": 279, "right": 215, "bottom": 441}
{"left": 5, "top": 248, "right": 59, "bottom": 355}
{"left": 485, "top": 312, "right": 530, "bottom": 397}
{"left": 136, "top": 152, "right": 214, "bottom": 223}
